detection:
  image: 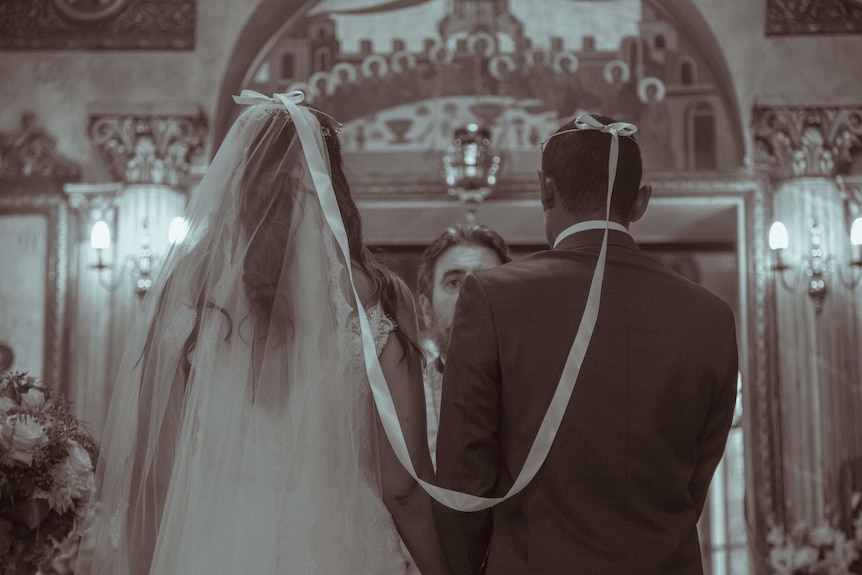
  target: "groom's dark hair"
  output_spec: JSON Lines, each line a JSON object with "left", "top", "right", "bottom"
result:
{"left": 541, "top": 113, "right": 643, "bottom": 221}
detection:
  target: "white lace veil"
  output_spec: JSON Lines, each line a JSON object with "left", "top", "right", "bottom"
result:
{"left": 82, "top": 92, "right": 395, "bottom": 574}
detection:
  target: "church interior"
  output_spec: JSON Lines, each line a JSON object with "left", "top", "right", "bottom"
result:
{"left": 1, "top": 0, "right": 862, "bottom": 573}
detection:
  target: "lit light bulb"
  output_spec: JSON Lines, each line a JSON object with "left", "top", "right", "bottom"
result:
{"left": 851, "top": 217, "right": 862, "bottom": 247}
{"left": 91, "top": 220, "right": 111, "bottom": 250}
{"left": 168, "top": 217, "right": 188, "bottom": 245}
{"left": 768, "top": 221, "right": 789, "bottom": 251}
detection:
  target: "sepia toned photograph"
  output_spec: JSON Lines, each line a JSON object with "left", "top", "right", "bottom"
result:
{"left": 1, "top": 1, "right": 861, "bottom": 573}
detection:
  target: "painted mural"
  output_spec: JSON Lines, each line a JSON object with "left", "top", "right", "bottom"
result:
{"left": 245, "top": 0, "right": 738, "bottom": 180}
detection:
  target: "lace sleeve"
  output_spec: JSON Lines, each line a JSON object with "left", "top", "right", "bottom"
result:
{"left": 363, "top": 304, "right": 397, "bottom": 357}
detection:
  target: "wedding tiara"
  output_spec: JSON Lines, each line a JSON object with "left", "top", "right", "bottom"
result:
{"left": 234, "top": 90, "right": 343, "bottom": 135}
{"left": 540, "top": 114, "right": 637, "bottom": 153}
{"left": 306, "top": 106, "right": 343, "bottom": 136}
{"left": 261, "top": 106, "right": 343, "bottom": 136}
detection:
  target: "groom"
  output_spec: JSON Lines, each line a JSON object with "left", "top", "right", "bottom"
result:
{"left": 433, "top": 115, "right": 738, "bottom": 574}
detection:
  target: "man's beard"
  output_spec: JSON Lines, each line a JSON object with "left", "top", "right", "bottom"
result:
{"left": 430, "top": 319, "right": 451, "bottom": 360}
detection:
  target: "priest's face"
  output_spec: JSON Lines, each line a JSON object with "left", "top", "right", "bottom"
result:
{"left": 420, "top": 244, "right": 503, "bottom": 356}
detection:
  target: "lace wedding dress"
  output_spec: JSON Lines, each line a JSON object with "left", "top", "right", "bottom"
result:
{"left": 143, "top": 301, "right": 409, "bottom": 575}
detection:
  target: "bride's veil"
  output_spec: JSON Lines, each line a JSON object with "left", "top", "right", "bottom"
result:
{"left": 84, "top": 95, "right": 386, "bottom": 574}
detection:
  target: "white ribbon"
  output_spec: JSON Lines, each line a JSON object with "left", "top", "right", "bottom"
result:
{"left": 234, "top": 94, "right": 636, "bottom": 512}
{"left": 232, "top": 89, "right": 306, "bottom": 108}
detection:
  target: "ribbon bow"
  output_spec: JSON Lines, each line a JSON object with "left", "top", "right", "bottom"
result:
{"left": 232, "top": 89, "right": 306, "bottom": 108}
{"left": 574, "top": 113, "right": 637, "bottom": 138}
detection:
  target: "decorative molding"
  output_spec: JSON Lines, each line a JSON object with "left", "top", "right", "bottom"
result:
{"left": 0, "top": 113, "right": 81, "bottom": 181}
{"left": 87, "top": 104, "right": 207, "bottom": 188}
{"left": 648, "top": 172, "right": 771, "bottom": 195}
{"left": 766, "top": 0, "right": 862, "bottom": 36}
{"left": 752, "top": 106, "right": 862, "bottom": 180}
{"left": 0, "top": 0, "right": 196, "bottom": 50}
{"left": 352, "top": 171, "right": 769, "bottom": 202}
{"left": 353, "top": 174, "right": 532, "bottom": 201}
{"left": 51, "top": 0, "right": 132, "bottom": 22}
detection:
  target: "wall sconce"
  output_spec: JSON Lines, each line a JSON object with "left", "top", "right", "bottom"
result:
{"left": 442, "top": 123, "right": 502, "bottom": 222}
{"left": 90, "top": 220, "right": 112, "bottom": 270}
{"left": 90, "top": 216, "right": 187, "bottom": 299}
{"left": 768, "top": 218, "right": 862, "bottom": 312}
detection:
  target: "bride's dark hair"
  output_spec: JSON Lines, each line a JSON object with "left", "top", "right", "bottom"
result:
{"left": 228, "top": 106, "right": 423, "bottom": 363}
{"left": 307, "top": 106, "right": 424, "bottom": 363}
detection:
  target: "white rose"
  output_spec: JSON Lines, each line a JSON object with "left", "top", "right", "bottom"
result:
{"left": 8, "top": 415, "right": 45, "bottom": 466}
{"left": 0, "top": 397, "right": 16, "bottom": 414}
{"left": 20, "top": 387, "right": 46, "bottom": 409}
{"left": 65, "top": 440, "right": 93, "bottom": 475}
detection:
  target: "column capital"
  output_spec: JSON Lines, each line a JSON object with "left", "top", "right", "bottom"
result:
{"left": 753, "top": 105, "right": 862, "bottom": 180}
{"left": 87, "top": 102, "right": 207, "bottom": 189}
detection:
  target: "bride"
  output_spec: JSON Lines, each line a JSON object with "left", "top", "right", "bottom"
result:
{"left": 81, "top": 91, "right": 450, "bottom": 575}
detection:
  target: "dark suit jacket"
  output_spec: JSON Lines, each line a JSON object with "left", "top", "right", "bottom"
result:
{"left": 434, "top": 229, "right": 738, "bottom": 575}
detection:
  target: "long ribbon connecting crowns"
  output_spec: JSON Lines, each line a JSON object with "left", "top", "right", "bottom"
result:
{"left": 234, "top": 92, "right": 638, "bottom": 512}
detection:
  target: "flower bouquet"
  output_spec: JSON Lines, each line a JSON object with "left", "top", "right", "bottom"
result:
{"left": 0, "top": 371, "right": 98, "bottom": 574}
{"left": 767, "top": 505, "right": 862, "bottom": 575}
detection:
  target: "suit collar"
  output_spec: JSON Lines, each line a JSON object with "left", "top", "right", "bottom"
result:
{"left": 552, "top": 220, "right": 630, "bottom": 247}
{"left": 553, "top": 227, "right": 639, "bottom": 252}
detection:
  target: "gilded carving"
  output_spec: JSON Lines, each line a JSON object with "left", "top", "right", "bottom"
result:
{"left": 51, "top": 0, "right": 132, "bottom": 23}
{"left": 88, "top": 110, "right": 207, "bottom": 187}
{"left": 752, "top": 106, "right": 862, "bottom": 180}
{"left": 0, "top": 0, "right": 195, "bottom": 50}
{"left": 0, "top": 113, "right": 81, "bottom": 181}
{"left": 766, "top": 0, "right": 862, "bottom": 35}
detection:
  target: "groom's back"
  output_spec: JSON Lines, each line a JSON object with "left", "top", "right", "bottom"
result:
{"left": 437, "top": 231, "right": 738, "bottom": 575}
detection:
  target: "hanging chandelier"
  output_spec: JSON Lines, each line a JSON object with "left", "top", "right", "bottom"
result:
{"left": 442, "top": 123, "right": 502, "bottom": 222}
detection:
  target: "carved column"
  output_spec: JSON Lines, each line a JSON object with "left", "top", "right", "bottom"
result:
{"left": 72, "top": 102, "right": 207, "bottom": 439}
{"left": 64, "top": 183, "right": 123, "bottom": 442}
{"left": 753, "top": 105, "right": 862, "bottom": 533}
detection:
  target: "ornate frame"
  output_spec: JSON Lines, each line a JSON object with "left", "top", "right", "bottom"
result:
{"left": 0, "top": 180, "right": 70, "bottom": 390}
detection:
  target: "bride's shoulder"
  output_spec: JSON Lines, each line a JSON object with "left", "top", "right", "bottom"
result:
{"left": 350, "top": 265, "right": 379, "bottom": 308}
{"left": 349, "top": 266, "right": 415, "bottom": 311}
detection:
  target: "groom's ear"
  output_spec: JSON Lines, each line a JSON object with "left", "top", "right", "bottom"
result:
{"left": 629, "top": 184, "right": 652, "bottom": 223}
{"left": 538, "top": 169, "right": 555, "bottom": 210}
